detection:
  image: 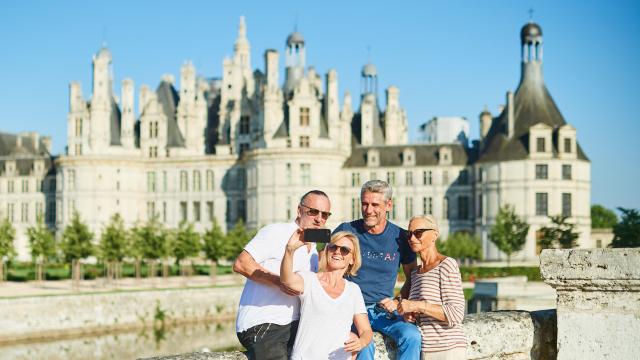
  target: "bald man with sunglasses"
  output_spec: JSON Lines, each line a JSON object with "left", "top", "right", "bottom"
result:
{"left": 334, "top": 180, "right": 421, "bottom": 360}
{"left": 233, "top": 190, "right": 331, "bottom": 360}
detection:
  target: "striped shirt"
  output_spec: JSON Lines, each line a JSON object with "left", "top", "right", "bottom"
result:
{"left": 408, "top": 257, "right": 467, "bottom": 353}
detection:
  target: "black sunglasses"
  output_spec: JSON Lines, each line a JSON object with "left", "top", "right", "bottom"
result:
{"left": 299, "top": 203, "right": 332, "bottom": 220}
{"left": 408, "top": 228, "right": 434, "bottom": 239}
{"left": 326, "top": 243, "right": 352, "bottom": 256}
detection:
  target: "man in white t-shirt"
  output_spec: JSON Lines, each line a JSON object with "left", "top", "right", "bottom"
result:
{"left": 233, "top": 190, "right": 332, "bottom": 360}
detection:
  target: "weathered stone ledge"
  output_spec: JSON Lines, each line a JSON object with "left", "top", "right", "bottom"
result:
{"left": 142, "top": 309, "right": 557, "bottom": 360}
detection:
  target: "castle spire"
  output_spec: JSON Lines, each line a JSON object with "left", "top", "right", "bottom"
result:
{"left": 234, "top": 16, "right": 250, "bottom": 68}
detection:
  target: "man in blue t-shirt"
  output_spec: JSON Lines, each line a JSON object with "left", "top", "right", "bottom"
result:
{"left": 334, "top": 180, "right": 420, "bottom": 360}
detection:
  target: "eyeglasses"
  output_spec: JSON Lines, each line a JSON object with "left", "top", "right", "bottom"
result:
{"left": 299, "top": 203, "right": 332, "bottom": 220}
{"left": 326, "top": 243, "right": 352, "bottom": 256}
{"left": 408, "top": 228, "right": 434, "bottom": 239}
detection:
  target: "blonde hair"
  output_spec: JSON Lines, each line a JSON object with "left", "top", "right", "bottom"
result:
{"left": 319, "top": 231, "right": 362, "bottom": 277}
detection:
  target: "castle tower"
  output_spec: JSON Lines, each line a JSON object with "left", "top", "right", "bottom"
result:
{"left": 361, "top": 62, "right": 378, "bottom": 97}
{"left": 120, "top": 78, "right": 135, "bottom": 149}
{"left": 284, "top": 31, "right": 305, "bottom": 93}
{"left": 89, "top": 46, "right": 114, "bottom": 152}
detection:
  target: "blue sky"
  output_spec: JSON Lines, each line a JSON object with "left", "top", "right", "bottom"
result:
{"left": 1, "top": 0, "right": 638, "bottom": 211}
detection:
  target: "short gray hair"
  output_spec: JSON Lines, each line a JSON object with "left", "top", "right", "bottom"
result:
{"left": 360, "top": 180, "right": 393, "bottom": 201}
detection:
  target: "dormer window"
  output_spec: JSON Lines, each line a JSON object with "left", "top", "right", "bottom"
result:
{"left": 536, "top": 137, "right": 546, "bottom": 152}
{"left": 300, "top": 107, "right": 310, "bottom": 126}
{"left": 239, "top": 116, "right": 250, "bottom": 135}
{"left": 564, "top": 138, "right": 572, "bottom": 153}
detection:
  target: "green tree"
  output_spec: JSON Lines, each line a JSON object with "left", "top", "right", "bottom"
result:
{"left": 610, "top": 208, "right": 640, "bottom": 248}
{"left": 99, "top": 213, "right": 129, "bottom": 281}
{"left": 0, "top": 218, "right": 16, "bottom": 282}
{"left": 131, "top": 217, "right": 168, "bottom": 278}
{"left": 439, "top": 232, "right": 482, "bottom": 264}
{"left": 27, "top": 218, "right": 56, "bottom": 281}
{"left": 591, "top": 205, "right": 618, "bottom": 229}
{"left": 60, "top": 212, "right": 95, "bottom": 286}
{"left": 539, "top": 215, "right": 580, "bottom": 250}
{"left": 226, "top": 219, "right": 253, "bottom": 260}
{"left": 489, "top": 204, "right": 529, "bottom": 266}
{"left": 202, "top": 219, "right": 227, "bottom": 283}
{"left": 171, "top": 222, "right": 201, "bottom": 277}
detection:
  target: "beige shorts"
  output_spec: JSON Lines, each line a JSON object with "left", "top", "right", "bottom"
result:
{"left": 422, "top": 347, "right": 467, "bottom": 360}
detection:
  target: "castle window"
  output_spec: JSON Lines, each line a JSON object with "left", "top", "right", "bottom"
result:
{"left": 405, "top": 171, "right": 413, "bottom": 186}
{"left": 147, "top": 202, "right": 155, "bottom": 220}
{"left": 351, "top": 172, "right": 360, "bottom": 187}
{"left": 458, "top": 196, "right": 469, "bottom": 220}
{"left": 180, "top": 171, "right": 188, "bottom": 192}
{"left": 34, "top": 202, "right": 42, "bottom": 221}
{"left": 22, "top": 179, "right": 29, "bottom": 193}
{"left": 391, "top": 198, "right": 397, "bottom": 220}
{"left": 75, "top": 118, "right": 82, "bottom": 137}
{"left": 444, "top": 197, "right": 449, "bottom": 219}
{"left": 193, "top": 171, "right": 201, "bottom": 192}
{"left": 300, "top": 164, "right": 311, "bottom": 185}
{"left": 239, "top": 116, "right": 250, "bottom": 135}
{"left": 162, "top": 202, "right": 167, "bottom": 222}
{"left": 562, "top": 165, "right": 572, "bottom": 180}
{"left": 387, "top": 172, "right": 396, "bottom": 186}
{"left": 299, "top": 136, "right": 310, "bottom": 148}
{"left": 163, "top": 171, "right": 168, "bottom": 192}
{"left": 405, "top": 197, "right": 414, "bottom": 219}
{"left": 67, "top": 170, "right": 76, "bottom": 191}
{"left": 477, "top": 194, "right": 483, "bottom": 217}
{"left": 286, "top": 163, "right": 292, "bottom": 185}
{"left": 351, "top": 198, "right": 359, "bottom": 219}
{"left": 535, "top": 164, "right": 548, "bottom": 179}
{"left": 207, "top": 201, "right": 214, "bottom": 222}
{"left": 206, "top": 170, "right": 215, "bottom": 191}
{"left": 562, "top": 193, "right": 572, "bottom": 217}
{"left": 147, "top": 172, "right": 156, "bottom": 192}
{"left": 536, "top": 137, "right": 546, "bottom": 152}
{"left": 536, "top": 193, "right": 548, "bottom": 216}
{"left": 286, "top": 196, "right": 292, "bottom": 219}
{"left": 422, "top": 197, "right": 433, "bottom": 215}
{"left": 286, "top": 139, "right": 292, "bottom": 148}
{"left": 21, "top": 203, "right": 29, "bottom": 223}
{"left": 300, "top": 107, "right": 310, "bottom": 126}
{"left": 6, "top": 203, "right": 14, "bottom": 222}
{"left": 564, "top": 138, "right": 572, "bottom": 153}
{"left": 423, "top": 170, "right": 432, "bottom": 185}
{"left": 442, "top": 170, "right": 449, "bottom": 185}
{"left": 180, "top": 201, "right": 187, "bottom": 222}
{"left": 193, "top": 201, "right": 201, "bottom": 222}
{"left": 149, "top": 146, "right": 158, "bottom": 158}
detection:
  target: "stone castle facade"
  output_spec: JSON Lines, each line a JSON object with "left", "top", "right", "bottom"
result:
{"left": 0, "top": 18, "right": 591, "bottom": 262}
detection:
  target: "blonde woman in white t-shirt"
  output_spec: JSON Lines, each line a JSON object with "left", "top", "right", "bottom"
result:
{"left": 281, "top": 230, "right": 373, "bottom": 360}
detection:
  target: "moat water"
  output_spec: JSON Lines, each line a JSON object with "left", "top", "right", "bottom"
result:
{"left": 0, "top": 320, "right": 241, "bottom": 360}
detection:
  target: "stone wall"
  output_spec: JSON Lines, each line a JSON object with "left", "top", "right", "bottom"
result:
{"left": 0, "top": 286, "right": 242, "bottom": 343}
{"left": 143, "top": 310, "right": 558, "bottom": 360}
{"left": 541, "top": 248, "right": 640, "bottom": 360}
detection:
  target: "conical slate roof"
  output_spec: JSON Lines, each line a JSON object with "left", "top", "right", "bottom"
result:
{"left": 477, "top": 29, "right": 588, "bottom": 163}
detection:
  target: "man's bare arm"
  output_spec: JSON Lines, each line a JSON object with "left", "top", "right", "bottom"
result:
{"left": 233, "top": 250, "right": 280, "bottom": 287}
{"left": 233, "top": 250, "right": 301, "bottom": 295}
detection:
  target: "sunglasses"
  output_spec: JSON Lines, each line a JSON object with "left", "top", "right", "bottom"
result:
{"left": 326, "top": 243, "right": 352, "bottom": 256}
{"left": 299, "top": 203, "right": 332, "bottom": 220}
{"left": 408, "top": 228, "right": 434, "bottom": 239}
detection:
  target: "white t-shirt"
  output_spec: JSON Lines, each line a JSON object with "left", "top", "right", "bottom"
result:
{"left": 236, "top": 222, "right": 319, "bottom": 333}
{"left": 291, "top": 271, "right": 367, "bottom": 360}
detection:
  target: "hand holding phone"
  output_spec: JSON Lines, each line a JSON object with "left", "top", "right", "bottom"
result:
{"left": 302, "top": 228, "right": 331, "bottom": 243}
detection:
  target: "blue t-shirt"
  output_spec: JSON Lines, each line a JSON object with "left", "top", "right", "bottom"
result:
{"left": 334, "top": 220, "right": 416, "bottom": 304}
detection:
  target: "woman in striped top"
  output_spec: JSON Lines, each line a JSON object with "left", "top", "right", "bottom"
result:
{"left": 397, "top": 215, "right": 467, "bottom": 360}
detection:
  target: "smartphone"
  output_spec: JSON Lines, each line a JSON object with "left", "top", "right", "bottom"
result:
{"left": 303, "top": 228, "right": 331, "bottom": 243}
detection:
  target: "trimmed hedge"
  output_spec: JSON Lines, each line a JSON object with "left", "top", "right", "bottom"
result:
{"left": 3, "top": 262, "right": 234, "bottom": 282}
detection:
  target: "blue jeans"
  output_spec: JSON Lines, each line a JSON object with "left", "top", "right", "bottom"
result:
{"left": 357, "top": 304, "right": 421, "bottom": 360}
